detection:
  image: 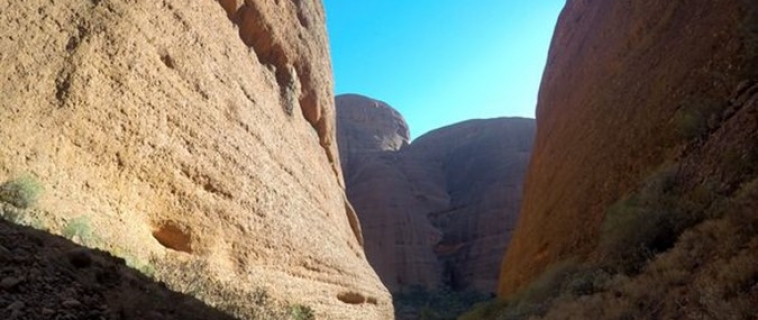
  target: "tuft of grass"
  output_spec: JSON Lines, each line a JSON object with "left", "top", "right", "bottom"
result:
{"left": 0, "top": 175, "right": 46, "bottom": 230}
{"left": 0, "top": 175, "right": 43, "bottom": 209}
{"left": 289, "top": 304, "right": 315, "bottom": 320}
{"left": 514, "top": 259, "right": 580, "bottom": 305}
{"left": 671, "top": 98, "right": 722, "bottom": 141}
{"left": 62, "top": 216, "right": 98, "bottom": 246}
{"left": 153, "top": 258, "right": 308, "bottom": 320}
{"left": 597, "top": 164, "right": 718, "bottom": 274}
{"left": 394, "top": 286, "right": 490, "bottom": 320}
{"left": 126, "top": 255, "right": 156, "bottom": 278}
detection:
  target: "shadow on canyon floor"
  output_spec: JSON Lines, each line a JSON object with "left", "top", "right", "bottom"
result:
{"left": 0, "top": 213, "right": 314, "bottom": 320}
{"left": 0, "top": 217, "right": 241, "bottom": 320}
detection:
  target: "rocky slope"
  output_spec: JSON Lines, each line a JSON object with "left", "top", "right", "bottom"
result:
{"left": 499, "top": 0, "right": 758, "bottom": 298}
{"left": 337, "top": 94, "right": 535, "bottom": 294}
{"left": 0, "top": 1, "right": 391, "bottom": 319}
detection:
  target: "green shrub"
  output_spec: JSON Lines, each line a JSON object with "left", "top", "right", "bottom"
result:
{"left": 458, "top": 299, "right": 508, "bottom": 320}
{"left": 597, "top": 164, "right": 717, "bottom": 273}
{"left": 560, "top": 267, "right": 612, "bottom": 297}
{"left": 459, "top": 260, "right": 608, "bottom": 320}
{"left": 672, "top": 97, "right": 722, "bottom": 141}
{"left": 515, "top": 259, "right": 580, "bottom": 304}
{"left": 598, "top": 196, "right": 671, "bottom": 273}
{"left": 0, "top": 175, "right": 43, "bottom": 208}
{"left": 394, "top": 286, "right": 490, "bottom": 320}
{"left": 63, "top": 216, "right": 97, "bottom": 246}
{"left": 289, "top": 304, "right": 315, "bottom": 320}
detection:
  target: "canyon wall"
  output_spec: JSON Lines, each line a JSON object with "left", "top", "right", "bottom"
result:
{"left": 0, "top": 1, "right": 391, "bottom": 319}
{"left": 337, "top": 94, "right": 534, "bottom": 294}
{"left": 499, "top": 0, "right": 758, "bottom": 295}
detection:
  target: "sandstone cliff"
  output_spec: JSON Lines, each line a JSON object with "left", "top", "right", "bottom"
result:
{"left": 337, "top": 94, "right": 443, "bottom": 293}
{"left": 0, "top": 1, "right": 391, "bottom": 319}
{"left": 499, "top": 0, "right": 758, "bottom": 297}
{"left": 337, "top": 94, "right": 534, "bottom": 294}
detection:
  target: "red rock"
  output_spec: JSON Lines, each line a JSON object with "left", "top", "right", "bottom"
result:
{"left": 0, "top": 1, "right": 391, "bottom": 318}
{"left": 498, "top": 0, "right": 757, "bottom": 296}
{"left": 337, "top": 94, "right": 534, "bottom": 293}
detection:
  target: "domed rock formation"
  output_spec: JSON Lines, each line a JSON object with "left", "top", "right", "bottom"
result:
{"left": 0, "top": 1, "right": 391, "bottom": 319}
{"left": 337, "top": 94, "right": 443, "bottom": 292}
{"left": 499, "top": 0, "right": 758, "bottom": 296}
{"left": 336, "top": 94, "right": 410, "bottom": 177}
{"left": 411, "top": 119, "right": 535, "bottom": 293}
{"left": 337, "top": 94, "right": 535, "bottom": 294}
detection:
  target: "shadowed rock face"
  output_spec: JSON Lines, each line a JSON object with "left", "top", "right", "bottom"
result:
{"left": 413, "top": 119, "right": 534, "bottom": 293}
{"left": 0, "top": 1, "right": 391, "bottom": 319}
{"left": 336, "top": 94, "right": 410, "bottom": 177}
{"left": 499, "top": 0, "right": 758, "bottom": 296}
{"left": 337, "top": 94, "right": 535, "bottom": 293}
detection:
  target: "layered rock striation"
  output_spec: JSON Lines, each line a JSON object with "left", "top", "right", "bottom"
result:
{"left": 337, "top": 94, "right": 534, "bottom": 294}
{"left": 0, "top": 1, "right": 391, "bottom": 319}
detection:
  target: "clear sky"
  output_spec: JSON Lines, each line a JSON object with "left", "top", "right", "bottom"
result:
{"left": 323, "top": 1, "right": 565, "bottom": 139}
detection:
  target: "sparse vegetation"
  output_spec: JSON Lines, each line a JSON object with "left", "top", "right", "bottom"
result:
{"left": 0, "top": 175, "right": 46, "bottom": 229}
{"left": 459, "top": 260, "right": 613, "bottom": 320}
{"left": 597, "top": 164, "right": 710, "bottom": 273}
{"left": 0, "top": 174, "right": 43, "bottom": 209}
{"left": 672, "top": 98, "right": 722, "bottom": 141}
{"left": 62, "top": 216, "right": 98, "bottom": 246}
{"left": 394, "top": 286, "right": 491, "bottom": 320}
{"left": 153, "top": 258, "right": 314, "bottom": 320}
{"left": 459, "top": 174, "right": 758, "bottom": 320}
{"left": 121, "top": 253, "right": 156, "bottom": 278}
{"left": 289, "top": 304, "right": 315, "bottom": 320}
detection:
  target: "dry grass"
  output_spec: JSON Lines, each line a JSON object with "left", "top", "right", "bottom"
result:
{"left": 459, "top": 177, "right": 758, "bottom": 320}
{"left": 0, "top": 175, "right": 43, "bottom": 209}
{"left": 597, "top": 164, "right": 717, "bottom": 274}
{"left": 153, "top": 258, "right": 315, "bottom": 320}
{"left": 394, "top": 286, "right": 490, "bottom": 320}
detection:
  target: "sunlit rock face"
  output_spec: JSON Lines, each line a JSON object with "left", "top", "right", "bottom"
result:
{"left": 337, "top": 94, "right": 534, "bottom": 293}
{"left": 499, "top": 0, "right": 758, "bottom": 296}
{"left": 0, "top": 1, "right": 393, "bottom": 319}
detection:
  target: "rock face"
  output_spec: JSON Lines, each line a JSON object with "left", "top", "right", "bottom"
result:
{"left": 0, "top": 1, "right": 391, "bottom": 319}
{"left": 336, "top": 94, "right": 410, "bottom": 177}
{"left": 499, "top": 0, "right": 758, "bottom": 296}
{"left": 337, "top": 94, "right": 535, "bottom": 293}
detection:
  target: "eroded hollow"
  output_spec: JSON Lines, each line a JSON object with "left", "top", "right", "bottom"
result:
{"left": 337, "top": 292, "right": 366, "bottom": 305}
{"left": 152, "top": 221, "right": 193, "bottom": 254}
{"left": 160, "top": 54, "right": 175, "bottom": 69}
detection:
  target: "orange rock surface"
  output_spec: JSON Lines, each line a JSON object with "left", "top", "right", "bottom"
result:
{"left": 0, "top": 0, "right": 391, "bottom": 318}
{"left": 499, "top": 0, "right": 757, "bottom": 296}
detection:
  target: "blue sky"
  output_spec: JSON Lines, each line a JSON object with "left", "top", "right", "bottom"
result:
{"left": 323, "top": 1, "right": 565, "bottom": 139}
